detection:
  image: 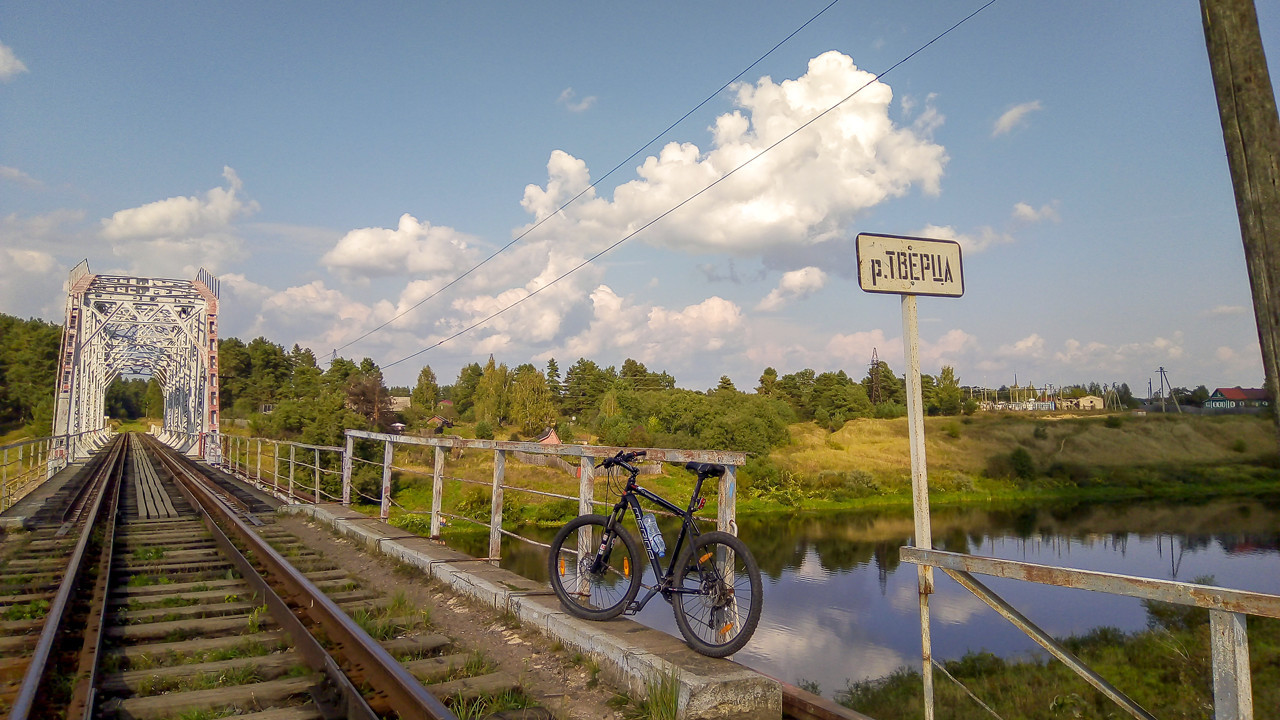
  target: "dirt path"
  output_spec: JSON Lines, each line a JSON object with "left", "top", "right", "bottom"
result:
{"left": 273, "top": 513, "right": 629, "bottom": 720}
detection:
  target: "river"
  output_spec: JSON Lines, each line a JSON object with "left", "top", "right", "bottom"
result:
{"left": 447, "top": 493, "right": 1280, "bottom": 700}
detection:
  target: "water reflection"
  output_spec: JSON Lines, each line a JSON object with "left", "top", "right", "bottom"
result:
{"left": 440, "top": 495, "right": 1280, "bottom": 699}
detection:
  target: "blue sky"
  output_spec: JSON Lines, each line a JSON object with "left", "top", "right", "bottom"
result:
{"left": 2, "top": 1, "right": 1277, "bottom": 394}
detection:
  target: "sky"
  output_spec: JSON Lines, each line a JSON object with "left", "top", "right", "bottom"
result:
{"left": 2, "top": 1, "right": 1278, "bottom": 395}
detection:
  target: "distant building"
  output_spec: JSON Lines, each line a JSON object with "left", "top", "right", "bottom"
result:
{"left": 536, "top": 427, "right": 560, "bottom": 444}
{"left": 388, "top": 396, "right": 411, "bottom": 412}
{"left": 389, "top": 422, "right": 406, "bottom": 433}
{"left": 1077, "top": 395, "right": 1103, "bottom": 410}
{"left": 1205, "top": 387, "right": 1269, "bottom": 409}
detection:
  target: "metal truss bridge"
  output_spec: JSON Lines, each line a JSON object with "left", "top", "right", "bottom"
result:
{"left": 52, "top": 261, "right": 221, "bottom": 462}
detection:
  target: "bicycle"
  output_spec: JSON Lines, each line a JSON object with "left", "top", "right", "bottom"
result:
{"left": 546, "top": 450, "right": 762, "bottom": 657}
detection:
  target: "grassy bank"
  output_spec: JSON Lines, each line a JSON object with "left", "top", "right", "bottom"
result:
{"left": 839, "top": 592, "right": 1280, "bottom": 719}
{"left": 359, "top": 413, "right": 1280, "bottom": 524}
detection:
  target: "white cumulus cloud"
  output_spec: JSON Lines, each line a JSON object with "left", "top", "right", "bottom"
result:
{"left": 524, "top": 51, "right": 948, "bottom": 256}
{"left": 322, "top": 213, "right": 479, "bottom": 280}
{"left": 1012, "top": 201, "right": 1059, "bottom": 223}
{"left": 992, "top": 100, "right": 1042, "bottom": 136}
{"left": 757, "top": 266, "right": 827, "bottom": 311}
{"left": 101, "top": 167, "right": 256, "bottom": 240}
{"left": 0, "top": 42, "right": 28, "bottom": 82}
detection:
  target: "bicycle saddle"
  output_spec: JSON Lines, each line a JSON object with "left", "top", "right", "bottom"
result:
{"left": 684, "top": 462, "right": 725, "bottom": 477}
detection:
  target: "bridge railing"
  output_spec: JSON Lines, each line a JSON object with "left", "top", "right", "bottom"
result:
{"left": 340, "top": 430, "right": 747, "bottom": 566}
{"left": 900, "top": 547, "right": 1278, "bottom": 719}
{"left": 0, "top": 429, "right": 114, "bottom": 511}
{"left": 213, "top": 434, "right": 345, "bottom": 504}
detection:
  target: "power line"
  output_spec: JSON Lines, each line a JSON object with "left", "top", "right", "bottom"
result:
{"left": 383, "top": 0, "right": 999, "bottom": 370}
{"left": 333, "top": 0, "right": 846, "bottom": 356}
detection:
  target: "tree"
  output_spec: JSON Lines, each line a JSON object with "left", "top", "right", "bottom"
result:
{"left": 545, "top": 358, "right": 563, "bottom": 401}
{"left": 776, "top": 369, "right": 817, "bottom": 417}
{"left": 473, "top": 355, "right": 510, "bottom": 426}
{"left": 757, "top": 367, "right": 778, "bottom": 396}
{"left": 411, "top": 365, "right": 439, "bottom": 411}
{"left": 715, "top": 375, "right": 737, "bottom": 393}
{"left": 449, "top": 362, "right": 484, "bottom": 417}
{"left": 563, "top": 358, "right": 614, "bottom": 417}
{"left": 936, "top": 366, "right": 963, "bottom": 415}
{"left": 862, "top": 361, "right": 905, "bottom": 406}
{"left": 509, "top": 367, "right": 556, "bottom": 435}
{"left": 144, "top": 379, "right": 164, "bottom": 419}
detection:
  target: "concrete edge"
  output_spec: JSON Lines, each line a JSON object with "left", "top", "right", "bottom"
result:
{"left": 282, "top": 503, "right": 780, "bottom": 720}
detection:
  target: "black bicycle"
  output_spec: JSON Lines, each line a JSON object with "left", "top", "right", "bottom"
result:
{"left": 546, "top": 450, "right": 762, "bottom": 657}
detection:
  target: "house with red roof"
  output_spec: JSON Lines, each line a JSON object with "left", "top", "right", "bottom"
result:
{"left": 1204, "top": 387, "right": 1269, "bottom": 409}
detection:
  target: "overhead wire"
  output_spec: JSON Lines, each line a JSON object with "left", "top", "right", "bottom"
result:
{"left": 382, "top": 0, "right": 1000, "bottom": 370}
{"left": 331, "top": 0, "right": 846, "bottom": 357}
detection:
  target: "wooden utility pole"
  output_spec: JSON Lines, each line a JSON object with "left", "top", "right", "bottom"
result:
{"left": 1201, "top": 0, "right": 1280, "bottom": 446}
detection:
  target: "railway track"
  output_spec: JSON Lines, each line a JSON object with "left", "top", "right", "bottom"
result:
{"left": 1, "top": 434, "right": 546, "bottom": 720}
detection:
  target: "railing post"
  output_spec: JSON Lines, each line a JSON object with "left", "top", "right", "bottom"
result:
{"left": 577, "top": 455, "right": 595, "bottom": 579}
{"left": 255, "top": 438, "right": 262, "bottom": 483}
{"left": 718, "top": 463, "right": 737, "bottom": 535}
{"left": 489, "top": 449, "right": 506, "bottom": 565}
{"left": 342, "top": 434, "right": 353, "bottom": 506}
{"left": 288, "top": 444, "right": 296, "bottom": 500}
{"left": 271, "top": 441, "right": 279, "bottom": 492}
{"left": 380, "top": 441, "right": 394, "bottom": 520}
{"left": 1210, "top": 609, "right": 1254, "bottom": 720}
{"left": 313, "top": 448, "right": 320, "bottom": 504}
{"left": 431, "top": 446, "right": 444, "bottom": 538}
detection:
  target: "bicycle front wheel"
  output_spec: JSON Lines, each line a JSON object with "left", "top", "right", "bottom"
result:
{"left": 672, "top": 530, "right": 762, "bottom": 657}
{"left": 548, "top": 513, "right": 642, "bottom": 620}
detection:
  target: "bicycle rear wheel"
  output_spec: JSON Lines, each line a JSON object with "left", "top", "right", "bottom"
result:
{"left": 548, "top": 513, "right": 643, "bottom": 620}
{"left": 672, "top": 530, "right": 762, "bottom": 657}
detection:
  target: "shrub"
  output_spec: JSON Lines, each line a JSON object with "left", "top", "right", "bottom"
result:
{"left": 1033, "top": 424, "right": 1049, "bottom": 440}
{"left": 1232, "top": 438, "right": 1247, "bottom": 453}
{"left": 942, "top": 422, "right": 961, "bottom": 439}
{"left": 1104, "top": 415, "right": 1123, "bottom": 429}
{"left": 456, "top": 487, "right": 491, "bottom": 519}
{"left": 474, "top": 420, "right": 494, "bottom": 440}
{"left": 1009, "top": 447, "right": 1036, "bottom": 481}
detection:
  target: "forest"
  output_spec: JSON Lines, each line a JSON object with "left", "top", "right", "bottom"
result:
{"left": 2, "top": 311, "right": 1165, "bottom": 453}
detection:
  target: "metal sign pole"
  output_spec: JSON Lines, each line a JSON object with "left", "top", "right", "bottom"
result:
{"left": 902, "top": 294, "right": 935, "bottom": 720}
{"left": 857, "top": 232, "right": 961, "bottom": 720}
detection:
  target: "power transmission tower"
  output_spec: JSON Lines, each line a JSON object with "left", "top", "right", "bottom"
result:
{"left": 869, "top": 348, "right": 882, "bottom": 404}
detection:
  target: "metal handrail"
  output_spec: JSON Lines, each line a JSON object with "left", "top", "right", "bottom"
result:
{"left": 901, "top": 546, "right": 1276, "bottom": 719}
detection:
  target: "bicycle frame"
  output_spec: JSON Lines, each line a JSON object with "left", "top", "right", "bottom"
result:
{"left": 605, "top": 470, "right": 712, "bottom": 613}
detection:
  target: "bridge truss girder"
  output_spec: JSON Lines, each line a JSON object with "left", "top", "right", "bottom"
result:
{"left": 53, "top": 262, "right": 221, "bottom": 461}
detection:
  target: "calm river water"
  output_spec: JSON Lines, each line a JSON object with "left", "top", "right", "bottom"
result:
{"left": 448, "top": 494, "right": 1280, "bottom": 699}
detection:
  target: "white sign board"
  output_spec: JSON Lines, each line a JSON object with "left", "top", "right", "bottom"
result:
{"left": 856, "top": 233, "right": 964, "bottom": 298}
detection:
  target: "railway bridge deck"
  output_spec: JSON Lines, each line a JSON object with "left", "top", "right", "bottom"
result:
{"left": 0, "top": 436, "right": 861, "bottom": 720}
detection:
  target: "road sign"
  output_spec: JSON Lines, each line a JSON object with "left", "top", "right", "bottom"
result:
{"left": 856, "top": 233, "right": 964, "bottom": 298}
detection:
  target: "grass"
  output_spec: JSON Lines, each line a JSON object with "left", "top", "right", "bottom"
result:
{"left": 136, "top": 665, "right": 262, "bottom": 694}
{"left": 447, "top": 689, "right": 536, "bottom": 720}
{"left": 125, "top": 640, "right": 284, "bottom": 670}
{"left": 2, "top": 598, "right": 49, "bottom": 621}
{"left": 131, "top": 545, "right": 168, "bottom": 562}
{"left": 628, "top": 667, "right": 680, "bottom": 720}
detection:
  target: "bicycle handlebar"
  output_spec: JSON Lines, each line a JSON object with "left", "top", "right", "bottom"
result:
{"left": 596, "top": 449, "right": 647, "bottom": 469}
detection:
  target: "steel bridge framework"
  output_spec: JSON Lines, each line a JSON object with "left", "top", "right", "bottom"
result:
{"left": 53, "top": 261, "right": 221, "bottom": 461}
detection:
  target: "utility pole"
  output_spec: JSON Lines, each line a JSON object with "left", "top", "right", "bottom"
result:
{"left": 1201, "top": 0, "right": 1280, "bottom": 446}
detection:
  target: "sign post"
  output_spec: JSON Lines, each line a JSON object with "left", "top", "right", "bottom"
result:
{"left": 857, "top": 233, "right": 963, "bottom": 720}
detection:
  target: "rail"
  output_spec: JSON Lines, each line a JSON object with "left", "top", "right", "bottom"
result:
{"left": 0, "top": 429, "right": 114, "bottom": 511}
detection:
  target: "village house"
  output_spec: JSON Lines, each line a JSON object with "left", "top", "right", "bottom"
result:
{"left": 1204, "top": 387, "right": 1269, "bottom": 410}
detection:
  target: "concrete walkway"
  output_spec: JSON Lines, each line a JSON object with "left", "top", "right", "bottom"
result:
{"left": 283, "top": 502, "right": 781, "bottom": 720}
{"left": 0, "top": 460, "right": 87, "bottom": 529}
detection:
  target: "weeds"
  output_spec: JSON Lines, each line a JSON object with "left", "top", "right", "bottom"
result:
{"left": 131, "top": 546, "right": 168, "bottom": 562}
{"left": 629, "top": 667, "right": 680, "bottom": 720}
{"left": 3, "top": 598, "right": 49, "bottom": 621}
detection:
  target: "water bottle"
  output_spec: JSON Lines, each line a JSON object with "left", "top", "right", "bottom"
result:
{"left": 641, "top": 512, "right": 665, "bottom": 557}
